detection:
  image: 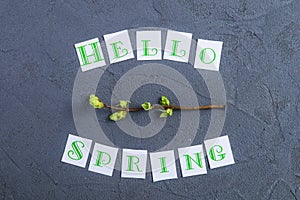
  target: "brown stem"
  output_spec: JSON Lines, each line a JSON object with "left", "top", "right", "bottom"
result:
{"left": 105, "top": 104, "right": 225, "bottom": 111}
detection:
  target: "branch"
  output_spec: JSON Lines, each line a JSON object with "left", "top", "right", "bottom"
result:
{"left": 89, "top": 94, "right": 226, "bottom": 121}
{"left": 105, "top": 104, "right": 225, "bottom": 111}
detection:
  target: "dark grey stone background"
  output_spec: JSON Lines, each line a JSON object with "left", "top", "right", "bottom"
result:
{"left": 0, "top": 0, "right": 299, "bottom": 199}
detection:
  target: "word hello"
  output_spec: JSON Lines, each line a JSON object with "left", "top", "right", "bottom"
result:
{"left": 74, "top": 29, "right": 223, "bottom": 72}
{"left": 61, "top": 134, "right": 234, "bottom": 182}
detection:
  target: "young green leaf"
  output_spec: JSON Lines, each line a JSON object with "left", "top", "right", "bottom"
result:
{"left": 109, "top": 111, "right": 127, "bottom": 121}
{"left": 159, "top": 108, "right": 173, "bottom": 118}
{"left": 89, "top": 94, "right": 104, "bottom": 109}
{"left": 141, "top": 102, "right": 152, "bottom": 110}
{"left": 160, "top": 96, "right": 170, "bottom": 106}
{"left": 160, "top": 112, "right": 169, "bottom": 118}
{"left": 119, "top": 100, "right": 130, "bottom": 109}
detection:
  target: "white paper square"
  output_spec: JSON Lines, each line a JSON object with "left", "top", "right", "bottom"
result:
{"left": 104, "top": 30, "right": 134, "bottom": 64}
{"left": 194, "top": 39, "right": 223, "bottom": 71}
{"left": 74, "top": 38, "right": 106, "bottom": 72}
{"left": 178, "top": 145, "right": 207, "bottom": 177}
{"left": 149, "top": 150, "right": 177, "bottom": 182}
{"left": 136, "top": 31, "right": 162, "bottom": 60}
{"left": 204, "top": 135, "right": 235, "bottom": 169}
{"left": 88, "top": 143, "right": 119, "bottom": 176}
{"left": 61, "top": 134, "right": 92, "bottom": 168}
{"left": 121, "top": 149, "right": 147, "bottom": 179}
{"left": 163, "top": 30, "right": 192, "bottom": 63}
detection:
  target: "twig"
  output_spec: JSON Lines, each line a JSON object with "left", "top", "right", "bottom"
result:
{"left": 105, "top": 104, "right": 225, "bottom": 111}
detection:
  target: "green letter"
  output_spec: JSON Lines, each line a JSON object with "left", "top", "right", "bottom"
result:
{"left": 199, "top": 48, "right": 216, "bottom": 64}
{"left": 76, "top": 42, "right": 104, "bottom": 65}
{"left": 67, "top": 141, "right": 85, "bottom": 160}
{"left": 110, "top": 41, "right": 128, "bottom": 59}
{"left": 126, "top": 156, "right": 142, "bottom": 172}
{"left": 209, "top": 145, "right": 226, "bottom": 161}
{"left": 184, "top": 153, "right": 203, "bottom": 170}
{"left": 94, "top": 151, "right": 111, "bottom": 167}
{"left": 159, "top": 157, "right": 169, "bottom": 173}
{"left": 170, "top": 40, "right": 186, "bottom": 57}
{"left": 142, "top": 40, "right": 158, "bottom": 56}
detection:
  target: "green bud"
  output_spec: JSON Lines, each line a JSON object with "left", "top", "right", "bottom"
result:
{"left": 141, "top": 102, "right": 152, "bottom": 110}
{"left": 160, "top": 96, "right": 170, "bottom": 106}
{"left": 109, "top": 111, "right": 127, "bottom": 121}
{"left": 89, "top": 94, "right": 104, "bottom": 109}
{"left": 166, "top": 108, "right": 173, "bottom": 116}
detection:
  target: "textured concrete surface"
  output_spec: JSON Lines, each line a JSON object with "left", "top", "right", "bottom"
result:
{"left": 0, "top": 0, "right": 299, "bottom": 199}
